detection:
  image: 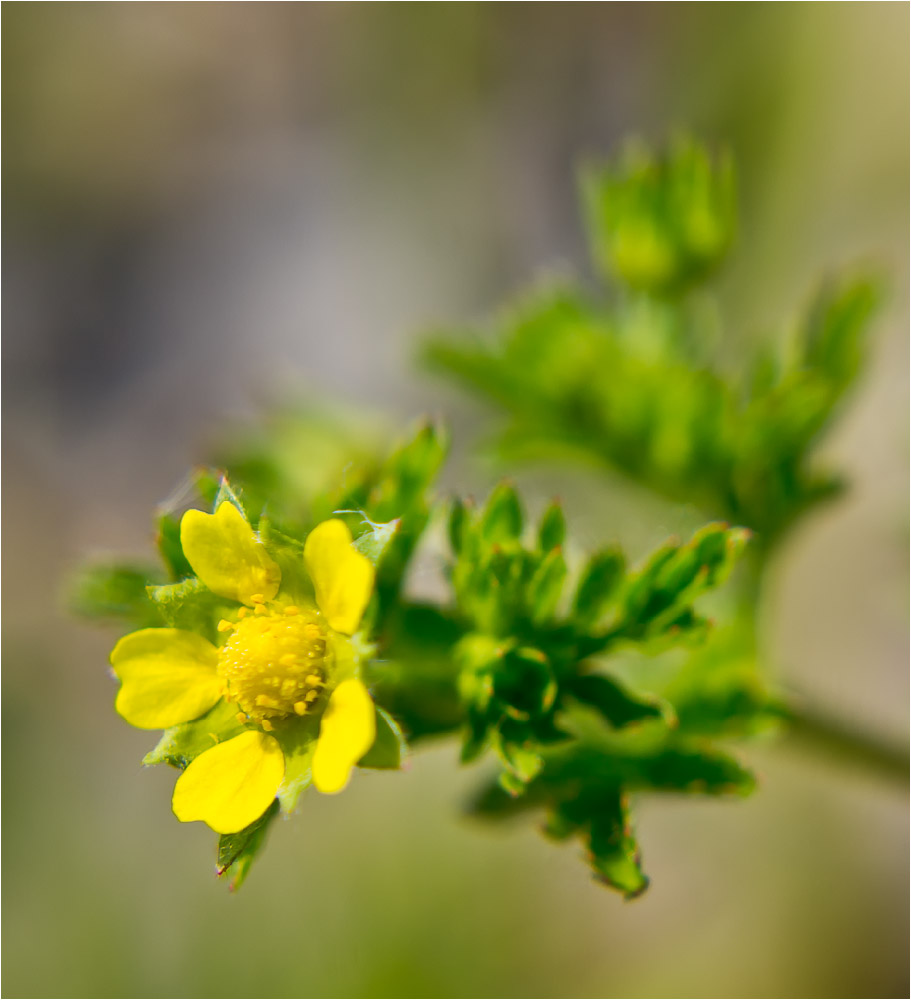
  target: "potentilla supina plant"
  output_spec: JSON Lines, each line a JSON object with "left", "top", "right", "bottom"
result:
{"left": 110, "top": 501, "right": 378, "bottom": 834}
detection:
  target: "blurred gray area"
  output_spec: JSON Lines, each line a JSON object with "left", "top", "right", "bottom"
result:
{"left": 3, "top": 5, "right": 908, "bottom": 998}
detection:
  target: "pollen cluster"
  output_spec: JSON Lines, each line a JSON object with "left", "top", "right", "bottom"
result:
{"left": 216, "top": 599, "right": 331, "bottom": 728}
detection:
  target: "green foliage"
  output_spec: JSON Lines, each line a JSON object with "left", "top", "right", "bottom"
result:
{"left": 424, "top": 139, "right": 877, "bottom": 549}
{"left": 445, "top": 485, "right": 752, "bottom": 819}
{"left": 79, "top": 136, "right": 888, "bottom": 901}
{"left": 582, "top": 137, "right": 736, "bottom": 295}
{"left": 469, "top": 734, "right": 754, "bottom": 894}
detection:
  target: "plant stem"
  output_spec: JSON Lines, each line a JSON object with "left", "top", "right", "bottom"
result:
{"left": 784, "top": 703, "right": 908, "bottom": 786}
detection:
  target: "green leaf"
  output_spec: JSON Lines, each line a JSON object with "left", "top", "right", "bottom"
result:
{"left": 586, "top": 789, "right": 648, "bottom": 898}
{"left": 359, "top": 706, "right": 408, "bottom": 769}
{"left": 216, "top": 800, "right": 279, "bottom": 891}
{"left": 526, "top": 547, "right": 567, "bottom": 625}
{"left": 143, "top": 700, "right": 246, "bottom": 769}
{"left": 480, "top": 482, "right": 524, "bottom": 544}
{"left": 537, "top": 500, "right": 566, "bottom": 551}
{"left": 495, "top": 734, "right": 543, "bottom": 787}
{"left": 573, "top": 547, "right": 625, "bottom": 627}
{"left": 566, "top": 673, "right": 667, "bottom": 729}
{"left": 448, "top": 497, "right": 469, "bottom": 555}
{"left": 801, "top": 277, "right": 878, "bottom": 393}
{"left": 371, "top": 420, "right": 447, "bottom": 520}
{"left": 634, "top": 745, "right": 756, "bottom": 795}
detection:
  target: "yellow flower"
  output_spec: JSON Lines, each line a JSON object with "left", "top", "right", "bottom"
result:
{"left": 110, "top": 502, "right": 377, "bottom": 834}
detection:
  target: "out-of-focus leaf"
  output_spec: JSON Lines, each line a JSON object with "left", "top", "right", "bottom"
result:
{"left": 537, "top": 500, "right": 566, "bottom": 552}
{"left": 566, "top": 673, "right": 667, "bottom": 729}
{"left": 480, "top": 482, "right": 524, "bottom": 545}
{"left": 572, "top": 547, "right": 625, "bottom": 627}
{"left": 70, "top": 562, "right": 162, "bottom": 627}
{"left": 526, "top": 547, "right": 567, "bottom": 625}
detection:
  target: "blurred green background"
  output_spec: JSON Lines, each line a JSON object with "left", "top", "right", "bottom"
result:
{"left": 3, "top": 4, "right": 907, "bottom": 997}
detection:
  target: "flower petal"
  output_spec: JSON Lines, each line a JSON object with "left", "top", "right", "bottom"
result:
{"left": 303, "top": 519, "right": 374, "bottom": 634}
{"left": 180, "top": 501, "right": 281, "bottom": 606}
{"left": 312, "top": 678, "right": 376, "bottom": 794}
{"left": 111, "top": 628, "right": 222, "bottom": 729}
{"left": 172, "top": 731, "right": 284, "bottom": 834}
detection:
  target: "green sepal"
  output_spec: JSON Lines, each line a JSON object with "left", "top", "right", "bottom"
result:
{"left": 143, "top": 700, "right": 246, "bottom": 770}
{"left": 566, "top": 673, "right": 668, "bottom": 729}
{"left": 146, "top": 577, "right": 231, "bottom": 643}
{"left": 353, "top": 518, "right": 401, "bottom": 566}
{"left": 257, "top": 518, "right": 310, "bottom": 600}
{"left": 273, "top": 715, "right": 320, "bottom": 813}
{"left": 216, "top": 800, "right": 279, "bottom": 892}
{"left": 359, "top": 705, "right": 408, "bottom": 769}
{"left": 537, "top": 500, "right": 566, "bottom": 552}
{"left": 572, "top": 547, "right": 625, "bottom": 627}
{"left": 212, "top": 477, "right": 249, "bottom": 520}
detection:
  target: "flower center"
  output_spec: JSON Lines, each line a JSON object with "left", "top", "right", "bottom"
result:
{"left": 217, "top": 601, "right": 331, "bottom": 729}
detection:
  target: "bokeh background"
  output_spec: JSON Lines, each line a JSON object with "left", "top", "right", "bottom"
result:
{"left": 3, "top": 4, "right": 908, "bottom": 997}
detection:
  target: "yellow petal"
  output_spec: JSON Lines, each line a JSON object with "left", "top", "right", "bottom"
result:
{"left": 312, "top": 678, "right": 376, "bottom": 794}
{"left": 111, "top": 628, "right": 222, "bottom": 729}
{"left": 303, "top": 519, "right": 374, "bottom": 634}
{"left": 172, "top": 731, "right": 284, "bottom": 834}
{"left": 180, "top": 501, "right": 281, "bottom": 606}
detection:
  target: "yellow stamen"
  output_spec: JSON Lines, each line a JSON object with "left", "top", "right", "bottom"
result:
{"left": 284, "top": 606, "right": 299, "bottom": 616}
{"left": 217, "top": 619, "right": 235, "bottom": 633}
{"left": 217, "top": 606, "right": 334, "bottom": 725}
{"left": 236, "top": 712, "right": 248, "bottom": 725}
{"left": 261, "top": 719, "right": 273, "bottom": 731}
{"left": 251, "top": 594, "right": 265, "bottom": 604}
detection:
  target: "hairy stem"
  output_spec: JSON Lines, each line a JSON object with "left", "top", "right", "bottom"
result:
{"left": 784, "top": 704, "right": 908, "bottom": 785}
